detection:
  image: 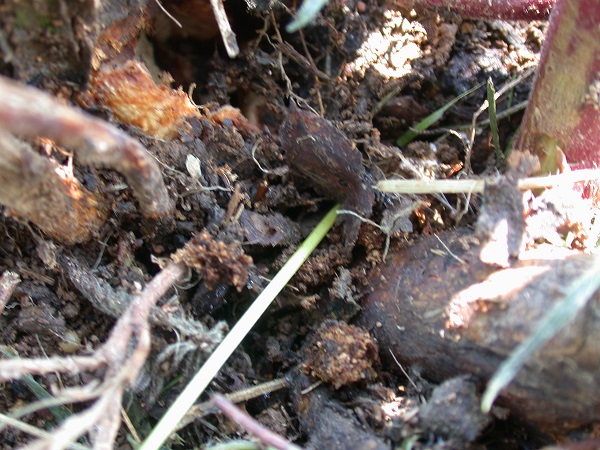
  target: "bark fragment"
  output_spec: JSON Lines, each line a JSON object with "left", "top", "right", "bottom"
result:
{"left": 90, "top": 61, "right": 199, "bottom": 140}
{"left": 0, "top": 132, "right": 106, "bottom": 244}
{"left": 279, "top": 106, "right": 374, "bottom": 246}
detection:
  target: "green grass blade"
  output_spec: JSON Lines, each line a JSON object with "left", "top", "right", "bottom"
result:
{"left": 286, "top": 0, "right": 329, "bottom": 32}
{"left": 396, "top": 81, "right": 485, "bottom": 147}
{"left": 140, "top": 205, "right": 340, "bottom": 450}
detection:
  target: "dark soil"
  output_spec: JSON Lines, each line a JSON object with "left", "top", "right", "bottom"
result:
{"left": 2, "top": 1, "right": 597, "bottom": 449}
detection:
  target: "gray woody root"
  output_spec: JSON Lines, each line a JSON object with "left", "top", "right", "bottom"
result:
{"left": 0, "top": 75, "right": 174, "bottom": 242}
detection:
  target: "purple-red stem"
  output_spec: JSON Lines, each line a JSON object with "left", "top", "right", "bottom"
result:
{"left": 404, "top": 0, "right": 555, "bottom": 20}
{"left": 212, "top": 394, "right": 304, "bottom": 450}
{"left": 514, "top": 0, "right": 599, "bottom": 172}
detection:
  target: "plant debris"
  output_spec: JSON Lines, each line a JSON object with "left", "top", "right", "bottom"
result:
{"left": 301, "top": 320, "right": 379, "bottom": 389}
{"left": 171, "top": 229, "right": 253, "bottom": 291}
{"left": 280, "top": 105, "right": 375, "bottom": 246}
{"left": 89, "top": 61, "right": 199, "bottom": 140}
{"left": 357, "top": 229, "right": 600, "bottom": 429}
{"left": 1, "top": 0, "right": 598, "bottom": 448}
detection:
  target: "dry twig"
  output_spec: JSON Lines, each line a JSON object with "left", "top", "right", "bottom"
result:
{"left": 180, "top": 378, "right": 290, "bottom": 429}
{"left": 208, "top": 0, "right": 239, "bottom": 58}
{"left": 376, "top": 169, "right": 600, "bottom": 194}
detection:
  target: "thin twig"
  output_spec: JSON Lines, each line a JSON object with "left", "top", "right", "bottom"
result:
{"left": 250, "top": 140, "right": 272, "bottom": 174}
{"left": 154, "top": 0, "right": 182, "bottom": 28}
{"left": 434, "top": 234, "right": 467, "bottom": 265}
{"left": 376, "top": 169, "right": 600, "bottom": 194}
{"left": 299, "top": 380, "right": 322, "bottom": 395}
{"left": 121, "top": 407, "right": 142, "bottom": 445}
{"left": 208, "top": 0, "right": 239, "bottom": 58}
{"left": 181, "top": 378, "right": 290, "bottom": 429}
{"left": 298, "top": 29, "right": 325, "bottom": 115}
{"left": 269, "top": 13, "right": 315, "bottom": 110}
{"left": 277, "top": 41, "right": 329, "bottom": 81}
{"left": 389, "top": 350, "right": 420, "bottom": 393}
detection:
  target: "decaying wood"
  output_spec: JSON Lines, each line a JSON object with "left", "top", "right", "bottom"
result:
{"left": 357, "top": 229, "right": 600, "bottom": 429}
{"left": 90, "top": 61, "right": 199, "bottom": 140}
{"left": 0, "top": 132, "right": 107, "bottom": 244}
{"left": 0, "top": 75, "right": 174, "bottom": 239}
